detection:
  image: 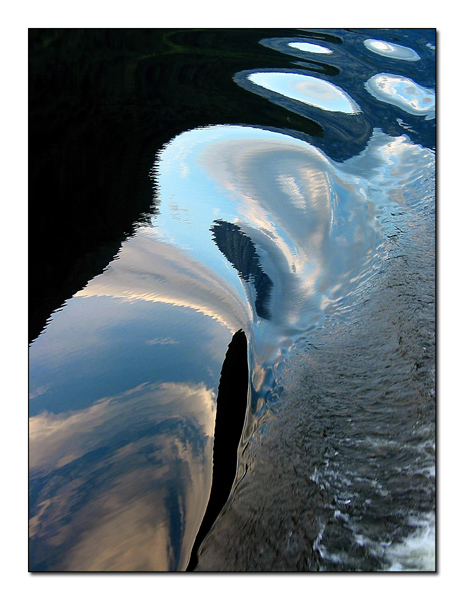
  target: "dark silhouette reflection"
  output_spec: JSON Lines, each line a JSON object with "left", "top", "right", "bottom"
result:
{"left": 211, "top": 220, "right": 273, "bottom": 319}
{"left": 187, "top": 330, "right": 248, "bottom": 571}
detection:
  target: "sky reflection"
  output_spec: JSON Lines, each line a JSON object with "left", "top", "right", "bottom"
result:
{"left": 29, "top": 121, "right": 435, "bottom": 572}
{"left": 30, "top": 381, "right": 216, "bottom": 571}
{"left": 151, "top": 124, "right": 435, "bottom": 376}
{"left": 75, "top": 231, "right": 250, "bottom": 334}
{"left": 29, "top": 251, "right": 236, "bottom": 569}
{"left": 365, "top": 73, "right": 435, "bottom": 120}
{"left": 244, "top": 71, "right": 361, "bottom": 114}
{"left": 364, "top": 39, "right": 420, "bottom": 61}
{"left": 288, "top": 41, "right": 333, "bottom": 54}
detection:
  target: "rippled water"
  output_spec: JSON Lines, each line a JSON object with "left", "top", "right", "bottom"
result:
{"left": 29, "top": 28, "right": 435, "bottom": 572}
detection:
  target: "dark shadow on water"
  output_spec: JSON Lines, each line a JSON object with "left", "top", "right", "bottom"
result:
{"left": 187, "top": 329, "right": 248, "bottom": 571}
{"left": 211, "top": 220, "right": 273, "bottom": 320}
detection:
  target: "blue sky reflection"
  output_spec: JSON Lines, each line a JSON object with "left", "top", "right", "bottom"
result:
{"left": 246, "top": 71, "right": 361, "bottom": 114}
{"left": 150, "top": 124, "right": 435, "bottom": 378}
{"left": 288, "top": 41, "right": 333, "bottom": 54}
{"left": 365, "top": 73, "right": 435, "bottom": 120}
{"left": 29, "top": 122, "right": 435, "bottom": 572}
{"left": 30, "top": 380, "right": 216, "bottom": 570}
{"left": 364, "top": 39, "right": 420, "bottom": 61}
{"left": 29, "top": 240, "right": 239, "bottom": 569}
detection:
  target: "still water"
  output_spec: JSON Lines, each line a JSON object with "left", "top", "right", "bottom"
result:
{"left": 29, "top": 28, "right": 435, "bottom": 571}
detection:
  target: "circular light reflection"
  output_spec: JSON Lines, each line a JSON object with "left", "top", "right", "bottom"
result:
{"left": 364, "top": 38, "right": 420, "bottom": 61}
{"left": 365, "top": 73, "right": 435, "bottom": 120}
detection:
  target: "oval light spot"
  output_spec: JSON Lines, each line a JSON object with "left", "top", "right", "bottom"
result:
{"left": 247, "top": 71, "right": 361, "bottom": 114}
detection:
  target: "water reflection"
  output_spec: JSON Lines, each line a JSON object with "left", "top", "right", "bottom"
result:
{"left": 364, "top": 39, "right": 420, "bottom": 61}
{"left": 30, "top": 381, "right": 215, "bottom": 571}
{"left": 75, "top": 231, "right": 250, "bottom": 335}
{"left": 151, "top": 123, "right": 434, "bottom": 407}
{"left": 258, "top": 37, "right": 339, "bottom": 77}
{"left": 30, "top": 382, "right": 215, "bottom": 570}
{"left": 29, "top": 27, "right": 435, "bottom": 573}
{"left": 29, "top": 120, "right": 434, "bottom": 571}
{"left": 29, "top": 251, "right": 240, "bottom": 569}
{"left": 242, "top": 71, "right": 361, "bottom": 114}
{"left": 288, "top": 41, "right": 333, "bottom": 54}
{"left": 365, "top": 74, "right": 435, "bottom": 120}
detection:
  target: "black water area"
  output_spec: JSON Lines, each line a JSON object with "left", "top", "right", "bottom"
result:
{"left": 29, "top": 28, "right": 435, "bottom": 572}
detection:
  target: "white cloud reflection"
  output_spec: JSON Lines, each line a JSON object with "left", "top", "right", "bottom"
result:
{"left": 247, "top": 72, "right": 361, "bottom": 114}
{"left": 288, "top": 41, "right": 333, "bottom": 55}
{"left": 364, "top": 39, "right": 420, "bottom": 61}
{"left": 365, "top": 73, "right": 435, "bottom": 120}
{"left": 29, "top": 381, "right": 216, "bottom": 571}
{"left": 75, "top": 231, "right": 251, "bottom": 335}
{"left": 29, "top": 122, "right": 435, "bottom": 572}
{"left": 30, "top": 381, "right": 216, "bottom": 472}
{"left": 152, "top": 124, "right": 434, "bottom": 376}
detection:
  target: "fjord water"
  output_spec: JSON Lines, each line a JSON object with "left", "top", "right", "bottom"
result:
{"left": 29, "top": 29, "right": 435, "bottom": 571}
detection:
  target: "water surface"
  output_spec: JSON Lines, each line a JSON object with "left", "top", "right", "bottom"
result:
{"left": 29, "top": 28, "right": 435, "bottom": 572}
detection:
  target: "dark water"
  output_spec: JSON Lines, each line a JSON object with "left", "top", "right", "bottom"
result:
{"left": 29, "top": 28, "right": 435, "bottom": 571}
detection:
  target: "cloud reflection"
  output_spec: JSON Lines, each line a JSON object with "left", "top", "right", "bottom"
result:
{"left": 153, "top": 124, "right": 435, "bottom": 376}
{"left": 29, "top": 381, "right": 216, "bottom": 571}
{"left": 245, "top": 71, "right": 361, "bottom": 114}
{"left": 364, "top": 39, "right": 420, "bottom": 61}
{"left": 365, "top": 74, "right": 435, "bottom": 120}
{"left": 75, "top": 230, "right": 251, "bottom": 335}
{"left": 288, "top": 41, "right": 333, "bottom": 55}
{"left": 30, "top": 120, "right": 435, "bottom": 572}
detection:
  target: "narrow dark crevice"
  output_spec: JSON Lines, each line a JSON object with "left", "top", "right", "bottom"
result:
{"left": 187, "top": 329, "right": 249, "bottom": 571}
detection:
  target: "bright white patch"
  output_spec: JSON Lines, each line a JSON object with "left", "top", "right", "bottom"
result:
{"left": 385, "top": 513, "right": 436, "bottom": 571}
{"left": 248, "top": 72, "right": 361, "bottom": 114}
{"left": 288, "top": 41, "right": 333, "bottom": 55}
{"left": 364, "top": 39, "right": 420, "bottom": 61}
{"left": 365, "top": 73, "right": 435, "bottom": 120}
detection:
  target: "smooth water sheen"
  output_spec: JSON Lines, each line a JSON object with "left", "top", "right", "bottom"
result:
{"left": 245, "top": 72, "right": 361, "bottom": 114}
{"left": 29, "top": 28, "right": 435, "bottom": 572}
